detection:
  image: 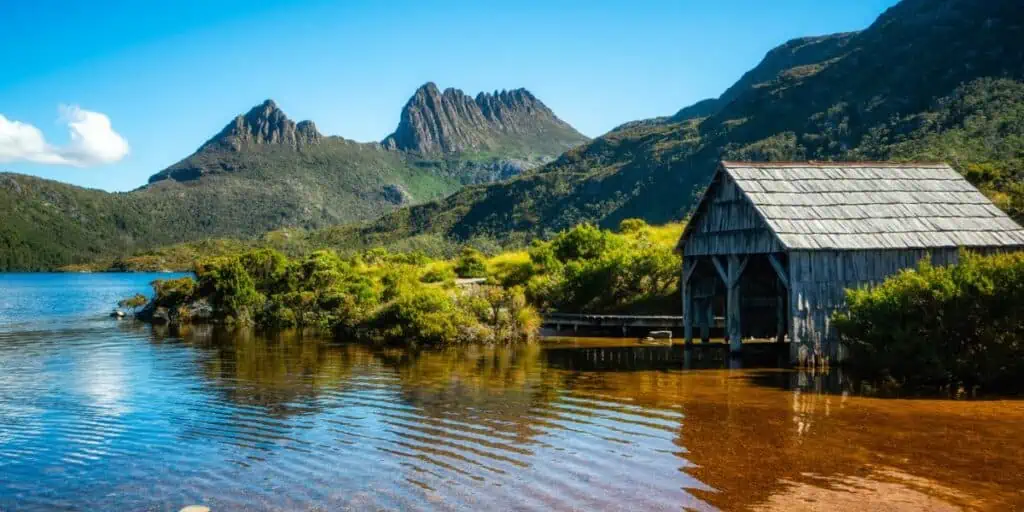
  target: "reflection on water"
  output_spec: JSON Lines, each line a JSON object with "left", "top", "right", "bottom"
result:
{"left": 1, "top": 325, "right": 1023, "bottom": 510}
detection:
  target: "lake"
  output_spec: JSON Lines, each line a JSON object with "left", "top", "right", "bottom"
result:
{"left": 1, "top": 273, "right": 1022, "bottom": 511}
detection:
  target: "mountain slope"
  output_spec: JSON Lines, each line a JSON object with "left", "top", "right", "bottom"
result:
{"left": 0, "top": 85, "right": 587, "bottom": 270}
{"left": 342, "top": 0, "right": 1024, "bottom": 246}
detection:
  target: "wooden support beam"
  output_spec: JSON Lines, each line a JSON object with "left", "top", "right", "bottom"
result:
{"left": 726, "top": 254, "right": 743, "bottom": 353}
{"left": 699, "top": 299, "right": 711, "bottom": 343}
{"left": 682, "top": 258, "right": 698, "bottom": 285}
{"left": 776, "top": 279, "right": 786, "bottom": 344}
{"left": 767, "top": 253, "right": 789, "bottom": 289}
{"left": 735, "top": 255, "right": 750, "bottom": 280}
{"left": 683, "top": 281, "right": 693, "bottom": 345}
{"left": 682, "top": 259, "right": 691, "bottom": 344}
{"left": 711, "top": 256, "right": 729, "bottom": 285}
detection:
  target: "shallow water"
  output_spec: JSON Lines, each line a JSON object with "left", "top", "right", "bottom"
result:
{"left": 1, "top": 274, "right": 1023, "bottom": 511}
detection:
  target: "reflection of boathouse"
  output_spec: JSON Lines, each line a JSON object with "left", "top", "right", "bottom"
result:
{"left": 677, "top": 162, "right": 1024, "bottom": 365}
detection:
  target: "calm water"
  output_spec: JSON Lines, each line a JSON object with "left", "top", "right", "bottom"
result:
{"left": 1, "top": 274, "right": 1023, "bottom": 511}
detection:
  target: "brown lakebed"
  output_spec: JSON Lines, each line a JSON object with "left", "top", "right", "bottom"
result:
{"left": 1, "top": 312, "right": 1022, "bottom": 510}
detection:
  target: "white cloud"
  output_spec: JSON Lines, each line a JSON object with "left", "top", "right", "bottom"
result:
{"left": 0, "top": 106, "right": 129, "bottom": 167}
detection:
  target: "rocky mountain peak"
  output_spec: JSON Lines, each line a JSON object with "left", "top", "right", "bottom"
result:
{"left": 382, "top": 82, "right": 585, "bottom": 154}
{"left": 201, "top": 99, "right": 322, "bottom": 152}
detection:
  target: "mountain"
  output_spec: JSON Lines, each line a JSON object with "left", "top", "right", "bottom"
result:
{"left": 0, "top": 85, "right": 586, "bottom": 270}
{"left": 335, "top": 0, "right": 1024, "bottom": 247}
{"left": 382, "top": 83, "right": 586, "bottom": 156}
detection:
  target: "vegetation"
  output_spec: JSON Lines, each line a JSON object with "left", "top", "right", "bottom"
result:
{"left": 117, "top": 294, "right": 148, "bottom": 315}
{"left": 454, "top": 247, "right": 488, "bottom": 278}
{"left": 835, "top": 251, "right": 1024, "bottom": 393}
{"left": 129, "top": 220, "right": 684, "bottom": 346}
{"left": 515, "top": 221, "right": 682, "bottom": 314}
{"left": 305, "top": 0, "right": 1024, "bottom": 250}
{"left": 10, "top": 0, "right": 1024, "bottom": 273}
{"left": 136, "top": 245, "right": 542, "bottom": 346}
{"left": 0, "top": 91, "right": 584, "bottom": 271}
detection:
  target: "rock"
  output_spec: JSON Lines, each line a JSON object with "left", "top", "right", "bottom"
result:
{"left": 206, "top": 99, "right": 323, "bottom": 151}
{"left": 110, "top": 310, "right": 126, "bottom": 319}
{"left": 0, "top": 175, "right": 22, "bottom": 194}
{"left": 151, "top": 307, "right": 171, "bottom": 325}
{"left": 149, "top": 99, "right": 323, "bottom": 183}
{"left": 186, "top": 299, "right": 214, "bottom": 321}
{"left": 380, "top": 184, "right": 413, "bottom": 205}
{"left": 381, "top": 82, "right": 583, "bottom": 154}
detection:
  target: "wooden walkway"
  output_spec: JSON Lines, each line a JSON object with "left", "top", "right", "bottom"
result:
{"left": 543, "top": 313, "right": 725, "bottom": 335}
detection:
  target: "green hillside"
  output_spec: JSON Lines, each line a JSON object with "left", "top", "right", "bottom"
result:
{"left": 0, "top": 87, "right": 588, "bottom": 271}
{"left": 337, "top": 0, "right": 1023, "bottom": 246}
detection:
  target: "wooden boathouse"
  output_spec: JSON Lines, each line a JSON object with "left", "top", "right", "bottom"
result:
{"left": 677, "top": 161, "right": 1024, "bottom": 365}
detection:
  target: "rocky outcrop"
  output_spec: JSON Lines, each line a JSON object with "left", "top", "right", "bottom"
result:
{"left": 148, "top": 100, "right": 323, "bottom": 184}
{"left": 201, "top": 100, "right": 322, "bottom": 152}
{"left": 382, "top": 83, "right": 587, "bottom": 154}
{"left": 380, "top": 184, "right": 413, "bottom": 205}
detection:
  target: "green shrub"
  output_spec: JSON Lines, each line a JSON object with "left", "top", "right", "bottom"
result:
{"left": 524, "top": 223, "right": 680, "bottom": 313}
{"left": 194, "top": 257, "right": 263, "bottom": 324}
{"left": 118, "top": 293, "right": 148, "bottom": 314}
{"left": 151, "top": 277, "right": 197, "bottom": 308}
{"left": 373, "top": 285, "right": 469, "bottom": 345}
{"left": 454, "top": 247, "right": 488, "bottom": 278}
{"left": 835, "top": 251, "right": 1024, "bottom": 393}
{"left": 421, "top": 266, "right": 456, "bottom": 284}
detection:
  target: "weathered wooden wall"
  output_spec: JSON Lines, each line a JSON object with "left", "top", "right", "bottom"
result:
{"left": 788, "top": 248, "right": 961, "bottom": 365}
{"left": 684, "top": 173, "right": 783, "bottom": 256}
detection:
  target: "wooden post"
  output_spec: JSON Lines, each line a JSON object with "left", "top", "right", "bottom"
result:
{"left": 682, "top": 258, "right": 696, "bottom": 345}
{"left": 683, "top": 287, "right": 693, "bottom": 345}
{"left": 768, "top": 253, "right": 790, "bottom": 344}
{"left": 726, "top": 254, "right": 748, "bottom": 353}
{"left": 776, "top": 281, "right": 786, "bottom": 344}
{"left": 699, "top": 299, "right": 711, "bottom": 343}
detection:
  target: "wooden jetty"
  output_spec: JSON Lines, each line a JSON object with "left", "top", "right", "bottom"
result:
{"left": 542, "top": 313, "right": 723, "bottom": 336}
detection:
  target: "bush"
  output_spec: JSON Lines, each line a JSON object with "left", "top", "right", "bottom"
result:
{"left": 118, "top": 293, "right": 148, "bottom": 314}
{"left": 420, "top": 265, "right": 456, "bottom": 284}
{"left": 373, "top": 286, "right": 469, "bottom": 345}
{"left": 835, "top": 251, "right": 1024, "bottom": 393}
{"left": 524, "top": 223, "right": 681, "bottom": 313}
{"left": 454, "top": 247, "right": 488, "bottom": 278}
{"left": 151, "top": 277, "right": 197, "bottom": 308}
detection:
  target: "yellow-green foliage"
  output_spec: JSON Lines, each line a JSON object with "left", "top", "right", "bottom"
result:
{"left": 145, "top": 246, "right": 540, "bottom": 346}
{"left": 835, "top": 251, "right": 1024, "bottom": 392}
{"left": 486, "top": 250, "right": 533, "bottom": 287}
{"left": 117, "top": 293, "right": 148, "bottom": 314}
{"left": 516, "top": 219, "right": 683, "bottom": 314}
{"left": 420, "top": 262, "right": 457, "bottom": 284}
{"left": 454, "top": 247, "right": 488, "bottom": 278}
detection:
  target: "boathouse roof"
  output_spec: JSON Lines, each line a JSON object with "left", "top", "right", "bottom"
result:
{"left": 680, "top": 161, "right": 1024, "bottom": 251}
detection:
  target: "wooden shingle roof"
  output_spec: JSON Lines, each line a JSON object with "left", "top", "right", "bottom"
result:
{"left": 696, "top": 162, "right": 1024, "bottom": 251}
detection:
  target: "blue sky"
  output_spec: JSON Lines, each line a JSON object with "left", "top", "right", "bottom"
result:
{"left": 0, "top": 0, "right": 899, "bottom": 191}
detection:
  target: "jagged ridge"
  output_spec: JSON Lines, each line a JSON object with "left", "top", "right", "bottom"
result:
{"left": 382, "top": 83, "right": 587, "bottom": 154}
{"left": 201, "top": 99, "right": 322, "bottom": 151}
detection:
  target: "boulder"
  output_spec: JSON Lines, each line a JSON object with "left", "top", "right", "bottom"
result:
{"left": 151, "top": 307, "right": 171, "bottom": 325}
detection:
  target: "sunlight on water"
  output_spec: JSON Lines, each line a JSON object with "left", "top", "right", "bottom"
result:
{"left": 1, "top": 274, "right": 1023, "bottom": 510}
